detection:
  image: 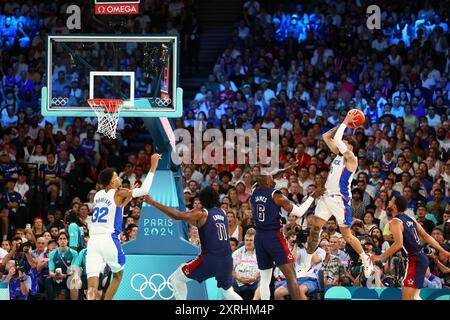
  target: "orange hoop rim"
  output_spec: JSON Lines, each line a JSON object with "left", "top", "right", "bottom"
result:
{"left": 87, "top": 99, "right": 124, "bottom": 113}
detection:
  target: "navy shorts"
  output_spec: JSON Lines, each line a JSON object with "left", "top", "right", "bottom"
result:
{"left": 254, "top": 229, "right": 295, "bottom": 270}
{"left": 182, "top": 253, "right": 233, "bottom": 290}
{"left": 403, "top": 252, "right": 428, "bottom": 289}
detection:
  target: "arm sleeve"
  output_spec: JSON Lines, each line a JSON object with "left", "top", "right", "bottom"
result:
{"left": 68, "top": 224, "right": 78, "bottom": 248}
{"left": 290, "top": 196, "right": 314, "bottom": 218}
{"left": 131, "top": 172, "right": 155, "bottom": 197}
{"left": 333, "top": 123, "right": 348, "bottom": 154}
{"left": 48, "top": 252, "right": 55, "bottom": 271}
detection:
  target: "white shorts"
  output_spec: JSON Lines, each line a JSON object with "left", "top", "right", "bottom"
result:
{"left": 315, "top": 195, "right": 352, "bottom": 227}
{"left": 86, "top": 234, "right": 126, "bottom": 278}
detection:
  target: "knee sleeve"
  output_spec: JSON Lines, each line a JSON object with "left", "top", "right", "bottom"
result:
{"left": 259, "top": 268, "right": 272, "bottom": 300}
{"left": 169, "top": 266, "right": 190, "bottom": 300}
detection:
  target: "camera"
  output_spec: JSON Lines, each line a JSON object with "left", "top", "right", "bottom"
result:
{"left": 15, "top": 242, "right": 23, "bottom": 252}
{"left": 296, "top": 228, "right": 310, "bottom": 245}
{"left": 423, "top": 245, "right": 437, "bottom": 255}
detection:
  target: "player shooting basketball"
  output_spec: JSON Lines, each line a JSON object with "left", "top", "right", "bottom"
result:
{"left": 301, "top": 111, "right": 375, "bottom": 279}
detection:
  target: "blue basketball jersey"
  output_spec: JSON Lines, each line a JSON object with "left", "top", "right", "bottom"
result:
{"left": 251, "top": 187, "right": 282, "bottom": 231}
{"left": 198, "top": 207, "right": 231, "bottom": 257}
{"left": 394, "top": 213, "right": 422, "bottom": 256}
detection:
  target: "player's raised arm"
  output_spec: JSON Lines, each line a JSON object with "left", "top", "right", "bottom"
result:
{"left": 416, "top": 220, "right": 450, "bottom": 260}
{"left": 116, "top": 153, "right": 162, "bottom": 200}
{"left": 333, "top": 115, "right": 358, "bottom": 171}
{"left": 270, "top": 161, "right": 299, "bottom": 179}
{"left": 322, "top": 126, "right": 340, "bottom": 155}
{"left": 144, "top": 195, "right": 207, "bottom": 226}
{"left": 273, "top": 188, "right": 324, "bottom": 218}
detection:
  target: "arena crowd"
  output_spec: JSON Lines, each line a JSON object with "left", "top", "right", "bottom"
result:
{"left": 0, "top": 0, "right": 449, "bottom": 300}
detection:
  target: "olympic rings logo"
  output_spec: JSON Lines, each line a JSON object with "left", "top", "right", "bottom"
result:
{"left": 52, "top": 97, "right": 69, "bottom": 106}
{"left": 130, "top": 273, "right": 175, "bottom": 300}
{"left": 154, "top": 97, "right": 172, "bottom": 107}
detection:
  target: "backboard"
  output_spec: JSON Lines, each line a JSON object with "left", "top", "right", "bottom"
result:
{"left": 41, "top": 34, "right": 182, "bottom": 117}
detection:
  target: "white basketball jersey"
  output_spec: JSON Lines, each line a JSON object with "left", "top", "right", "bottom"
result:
{"left": 324, "top": 155, "right": 356, "bottom": 199}
{"left": 89, "top": 189, "right": 123, "bottom": 237}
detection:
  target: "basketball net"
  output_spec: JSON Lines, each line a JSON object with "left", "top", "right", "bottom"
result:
{"left": 87, "top": 99, "right": 123, "bottom": 139}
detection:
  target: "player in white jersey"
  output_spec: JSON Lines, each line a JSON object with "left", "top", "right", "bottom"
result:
{"left": 86, "top": 153, "right": 161, "bottom": 300}
{"left": 302, "top": 114, "right": 374, "bottom": 278}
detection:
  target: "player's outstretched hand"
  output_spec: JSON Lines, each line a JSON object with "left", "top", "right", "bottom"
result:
{"left": 312, "top": 187, "right": 325, "bottom": 199}
{"left": 286, "top": 160, "right": 299, "bottom": 175}
{"left": 441, "top": 250, "right": 450, "bottom": 261}
{"left": 150, "top": 153, "right": 162, "bottom": 170}
{"left": 144, "top": 194, "right": 154, "bottom": 205}
{"left": 343, "top": 111, "right": 355, "bottom": 127}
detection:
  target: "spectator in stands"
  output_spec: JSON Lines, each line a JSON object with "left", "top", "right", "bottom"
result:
{"left": 232, "top": 232, "right": 259, "bottom": 299}
{"left": 47, "top": 232, "right": 78, "bottom": 300}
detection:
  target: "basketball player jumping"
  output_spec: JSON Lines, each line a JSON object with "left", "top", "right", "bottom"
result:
{"left": 302, "top": 113, "right": 375, "bottom": 278}
{"left": 370, "top": 195, "right": 450, "bottom": 300}
{"left": 144, "top": 187, "right": 243, "bottom": 300}
{"left": 251, "top": 164, "right": 325, "bottom": 300}
{"left": 86, "top": 153, "right": 161, "bottom": 300}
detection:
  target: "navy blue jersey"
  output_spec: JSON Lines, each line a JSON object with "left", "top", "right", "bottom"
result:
{"left": 251, "top": 187, "right": 282, "bottom": 231}
{"left": 198, "top": 207, "right": 231, "bottom": 256}
{"left": 394, "top": 214, "right": 422, "bottom": 256}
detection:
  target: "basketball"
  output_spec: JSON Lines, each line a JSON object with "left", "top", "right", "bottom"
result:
{"left": 347, "top": 109, "right": 366, "bottom": 128}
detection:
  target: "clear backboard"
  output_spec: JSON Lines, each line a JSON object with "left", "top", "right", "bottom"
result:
{"left": 41, "top": 34, "right": 182, "bottom": 117}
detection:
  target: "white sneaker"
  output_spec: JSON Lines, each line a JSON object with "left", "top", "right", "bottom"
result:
{"left": 362, "top": 255, "right": 374, "bottom": 278}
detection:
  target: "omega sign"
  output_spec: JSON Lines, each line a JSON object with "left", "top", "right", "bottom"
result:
{"left": 95, "top": 1, "right": 139, "bottom": 15}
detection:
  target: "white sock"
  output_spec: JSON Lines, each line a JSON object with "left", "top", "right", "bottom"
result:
{"left": 259, "top": 268, "right": 273, "bottom": 300}
{"left": 169, "top": 266, "right": 191, "bottom": 300}
{"left": 220, "top": 287, "right": 243, "bottom": 300}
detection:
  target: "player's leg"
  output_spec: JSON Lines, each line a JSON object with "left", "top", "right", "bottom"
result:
{"left": 335, "top": 196, "right": 374, "bottom": 278}
{"left": 87, "top": 276, "right": 99, "bottom": 300}
{"left": 254, "top": 232, "right": 274, "bottom": 300}
{"left": 103, "top": 270, "right": 123, "bottom": 300}
{"left": 86, "top": 237, "right": 103, "bottom": 300}
{"left": 171, "top": 253, "right": 210, "bottom": 300}
{"left": 259, "top": 268, "right": 273, "bottom": 300}
{"left": 169, "top": 266, "right": 192, "bottom": 300}
{"left": 340, "top": 226, "right": 373, "bottom": 277}
{"left": 402, "top": 287, "right": 419, "bottom": 300}
{"left": 278, "top": 263, "right": 301, "bottom": 300}
{"left": 303, "top": 197, "right": 331, "bottom": 271}
{"left": 217, "top": 255, "right": 242, "bottom": 300}
{"left": 102, "top": 236, "right": 126, "bottom": 300}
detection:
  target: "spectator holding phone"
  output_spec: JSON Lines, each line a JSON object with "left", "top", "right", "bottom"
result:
{"left": 46, "top": 232, "right": 78, "bottom": 300}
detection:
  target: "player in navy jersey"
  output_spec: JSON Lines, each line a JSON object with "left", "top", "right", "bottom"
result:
{"left": 371, "top": 196, "right": 450, "bottom": 300}
{"left": 302, "top": 114, "right": 375, "bottom": 278}
{"left": 144, "top": 187, "right": 242, "bottom": 300}
{"left": 251, "top": 166, "right": 324, "bottom": 300}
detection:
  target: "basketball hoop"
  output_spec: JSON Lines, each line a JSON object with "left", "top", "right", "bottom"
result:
{"left": 87, "top": 99, "right": 124, "bottom": 139}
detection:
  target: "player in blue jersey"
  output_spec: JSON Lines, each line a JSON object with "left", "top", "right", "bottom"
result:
{"left": 86, "top": 153, "right": 161, "bottom": 300}
{"left": 371, "top": 195, "right": 450, "bottom": 300}
{"left": 302, "top": 114, "right": 375, "bottom": 278}
{"left": 144, "top": 187, "right": 242, "bottom": 300}
{"left": 251, "top": 165, "right": 324, "bottom": 300}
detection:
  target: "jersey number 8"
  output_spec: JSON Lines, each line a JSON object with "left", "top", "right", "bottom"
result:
{"left": 92, "top": 207, "right": 108, "bottom": 223}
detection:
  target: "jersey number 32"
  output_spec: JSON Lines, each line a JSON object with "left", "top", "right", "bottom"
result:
{"left": 92, "top": 207, "right": 108, "bottom": 223}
